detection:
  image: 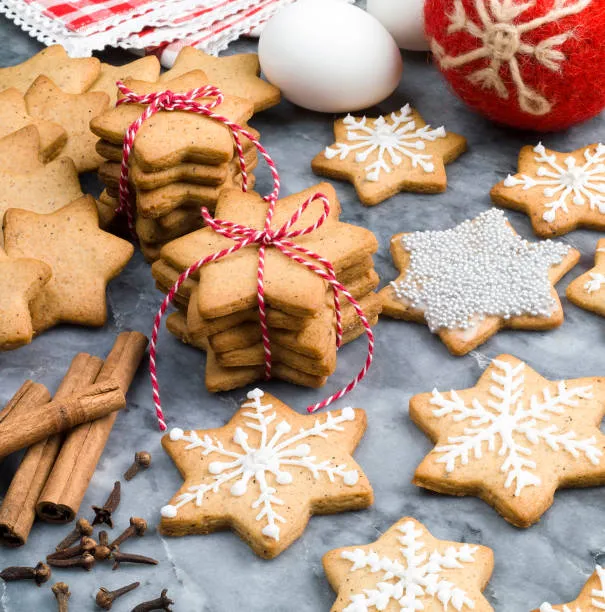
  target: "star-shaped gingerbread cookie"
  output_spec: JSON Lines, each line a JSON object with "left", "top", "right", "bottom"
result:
{"left": 161, "top": 47, "right": 280, "bottom": 112}
{"left": 160, "top": 388, "right": 373, "bottom": 558}
{"left": 0, "top": 45, "right": 100, "bottom": 94}
{"left": 25, "top": 76, "right": 109, "bottom": 172}
{"left": 411, "top": 354, "right": 605, "bottom": 528}
{"left": 3, "top": 195, "right": 133, "bottom": 332}
{"left": 537, "top": 566, "right": 605, "bottom": 612}
{"left": 379, "top": 209, "right": 579, "bottom": 356}
{"left": 491, "top": 143, "right": 605, "bottom": 237}
{"left": 323, "top": 516, "right": 494, "bottom": 612}
{"left": 566, "top": 238, "right": 605, "bottom": 318}
{"left": 311, "top": 104, "right": 467, "bottom": 206}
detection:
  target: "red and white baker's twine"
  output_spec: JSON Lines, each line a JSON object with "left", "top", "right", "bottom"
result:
{"left": 115, "top": 82, "right": 375, "bottom": 431}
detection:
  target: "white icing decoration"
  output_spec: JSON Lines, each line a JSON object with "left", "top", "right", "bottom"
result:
{"left": 340, "top": 520, "right": 478, "bottom": 611}
{"left": 584, "top": 272, "right": 605, "bottom": 294}
{"left": 431, "top": 358, "right": 600, "bottom": 496}
{"left": 504, "top": 143, "right": 605, "bottom": 223}
{"left": 431, "top": 0, "right": 592, "bottom": 115}
{"left": 324, "top": 104, "right": 447, "bottom": 182}
{"left": 540, "top": 565, "right": 605, "bottom": 611}
{"left": 161, "top": 389, "right": 359, "bottom": 541}
{"left": 391, "top": 208, "right": 570, "bottom": 332}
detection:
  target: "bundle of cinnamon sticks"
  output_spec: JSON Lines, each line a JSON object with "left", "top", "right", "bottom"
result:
{"left": 0, "top": 331, "right": 148, "bottom": 547}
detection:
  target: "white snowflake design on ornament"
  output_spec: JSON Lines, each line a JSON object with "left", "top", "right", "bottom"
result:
{"left": 431, "top": 0, "right": 592, "bottom": 115}
{"left": 160, "top": 389, "right": 360, "bottom": 541}
{"left": 540, "top": 565, "right": 605, "bottom": 612}
{"left": 324, "top": 105, "right": 447, "bottom": 182}
{"left": 390, "top": 208, "right": 570, "bottom": 332}
{"left": 430, "top": 358, "right": 600, "bottom": 496}
{"left": 340, "top": 520, "right": 479, "bottom": 611}
{"left": 504, "top": 143, "right": 605, "bottom": 223}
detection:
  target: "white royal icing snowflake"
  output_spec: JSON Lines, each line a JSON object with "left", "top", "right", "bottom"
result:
{"left": 324, "top": 105, "right": 447, "bottom": 182}
{"left": 431, "top": 0, "right": 592, "bottom": 115}
{"left": 391, "top": 208, "right": 570, "bottom": 332}
{"left": 341, "top": 520, "right": 479, "bottom": 612}
{"left": 504, "top": 143, "right": 605, "bottom": 223}
{"left": 160, "top": 389, "right": 360, "bottom": 541}
{"left": 585, "top": 272, "right": 605, "bottom": 294}
{"left": 431, "top": 358, "right": 600, "bottom": 496}
{"left": 540, "top": 565, "right": 605, "bottom": 612}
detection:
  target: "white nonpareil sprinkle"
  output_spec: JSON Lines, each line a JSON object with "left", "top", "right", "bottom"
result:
{"left": 391, "top": 209, "right": 570, "bottom": 332}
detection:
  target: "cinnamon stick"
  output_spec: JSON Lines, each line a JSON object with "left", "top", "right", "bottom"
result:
{"left": 37, "top": 332, "right": 148, "bottom": 523}
{"left": 0, "top": 381, "right": 125, "bottom": 462}
{"left": 0, "top": 355, "right": 102, "bottom": 547}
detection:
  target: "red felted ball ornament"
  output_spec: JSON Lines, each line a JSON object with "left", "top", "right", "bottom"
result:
{"left": 425, "top": 0, "right": 605, "bottom": 131}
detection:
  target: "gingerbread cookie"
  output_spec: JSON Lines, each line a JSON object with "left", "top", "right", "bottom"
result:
{"left": 3, "top": 195, "right": 133, "bottom": 332}
{"left": 161, "top": 47, "right": 280, "bottom": 112}
{"left": 0, "top": 124, "right": 45, "bottom": 174}
{"left": 537, "top": 566, "right": 605, "bottom": 612}
{"left": 312, "top": 104, "right": 467, "bottom": 206}
{"left": 410, "top": 354, "right": 605, "bottom": 528}
{"left": 566, "top": 239, "right": 605, "bottom": 318}
{"left": 25, "top": 75, "right": 109, "bottom": 172}
{"left": 323, "top": 516, "right": 494, "bottom": 612}
{"left": 491, "top": 143, "right": 605, "bottom": 237}
{"left": 0, "top": 45, "right": 100, "bottom": 94}
{"left": 379, "top": 209, "right": 579, "bottom": 355}
{"left": 159, "top": 388, "right": 373, "bottom": 558}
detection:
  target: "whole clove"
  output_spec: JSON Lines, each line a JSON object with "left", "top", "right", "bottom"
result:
{"left": 123, "top": 451, "right": 151, "bottom": 481}
{"left": 93, "top": 531, "right": 112, "bottom": 561}
{"left": 111, "top": 549, "right": 158, "bottom": 570}
{"left": 47, "top": 552, "right": 95, "bottom": 571}
{"left": 56, "top": 518, "right": 93, "bottom": 551}
{"left": 48, "top": 536, "right": 97, "bottom": 561}
{"left": 131, "top": 589, "right": 173, "bottom": 611}
{"left": 92, "top": 481, "right": 121, "bottom": 528}
{"left": 52, "top": 582, "right": 70, "bottom": 611}
{"left": 0, "top": 561, "right": 51, "bottom": 586}
{"left": 96, "top": 581, "right": 140, "bottom": 609}
{"left": 110, "top": 517, "right": 147, "bottom": 550}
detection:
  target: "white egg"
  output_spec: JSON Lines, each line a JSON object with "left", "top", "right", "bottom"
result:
{"left": 367, "top": 0, "right": 429, "bottom": 52}
{"left": 258, "top": 0, "right": 402, "bottom": 113}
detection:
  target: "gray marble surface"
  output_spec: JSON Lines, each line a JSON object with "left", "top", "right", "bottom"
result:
{"left": 0, "top": 15, "right": 604, "bottom": 612}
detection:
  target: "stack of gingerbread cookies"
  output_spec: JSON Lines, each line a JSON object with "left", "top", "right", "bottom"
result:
{"left": 151, "top": 183, "right": 383, "bottom": 392}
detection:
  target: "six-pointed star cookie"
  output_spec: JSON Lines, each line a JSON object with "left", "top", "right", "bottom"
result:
{"left": 323, "top": 516, "right": 494, "bottom": 612}
{"left": 25, "top": 76, "right": 109, "bottom": 173}
{"left": 537, "top": 566, "right": 605, "bottom": 612}
{"left": 161, "top": 47, "right": 280, "bottom": 112}
{"left": 379, "top": 209, "right": 579, "bottom": 356}
{"left": 0, "top": 45, "right": 100, "bottom": 94}
{"left": 160, "top": 182, "right": 378, "bottom": 319}
{"left": 311, "top": 104, "right": 467, "bottom": 206}
{"left": 491, "top": 143, "right": 605, "bottom": 237}
{"left": 3, "top": 195, "right": 133, "bottom": 332}
{"left": 410, "top": 354, "right": 605, "bottom": 528}
{"left": 159, "top": 388, "right": 373, "bottom": 558}
{"left": 567, "top": 238, "right": 605, "bottom": 318}
{"left": 90, "top": 71, "right": 255, "bottom": 171}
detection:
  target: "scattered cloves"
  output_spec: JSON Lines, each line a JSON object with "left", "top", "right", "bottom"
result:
{"left": 111, "top": 548, "right": 158, "bottom": 571}
{"left": 92, "top": 481, "right": 121, "bottom": 528}
{"left": 56, "top": 518, "right": 93, "bottom": 551}
{"left": 48, "top": 536, "right": 98, "bottom": 561}
{"left": 47, "top": 552, "right": 95, "bottom": 571}
{"left": 131, "top": 589, "right": 173, "bottom": 612}
{"left": 0, "top": 561, "right": 51, "bottom": 586}
{"left": 52, "top": 582, "right": 70, "bottom": 611}
{"left": 110, "top": 517, "right": 147, "bottom": 550}
{"left": 95, "top": 581, "right": 140, "bottom": 609}
{"left": 93, "top": 531, "right": 112, "bottom": 561}
{"left": 123, "top": 451, "right": 151, "bottom": 481}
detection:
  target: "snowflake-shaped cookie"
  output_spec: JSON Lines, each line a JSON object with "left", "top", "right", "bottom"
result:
{"left": 323, "top": 517, "right": 494, "bottom": 612}
{"left": 567, "top": 239, "right": 605, "bottom": 318}
{"left": 492, "top": 143, "right": 605, "bottom": 237}
{"left": 411, "top": 354, "right": 605, "bottom": 527}
{"left": 538, "top": 565, "right": 605, "bottom": 612}
{"left": 160, "top": 389, "right": 373, "bottom": 558}
{"left": 379, "top": 209, "right": 580, "bottom": 356}
{"left": 312, "top": 105, "right": 467, "bottom": 206}
{"left": 431, "top": 0, "right": 592, "bottom": 116}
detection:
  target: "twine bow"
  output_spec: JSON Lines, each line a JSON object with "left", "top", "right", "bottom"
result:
{"left": 115, "top": 82, "right": 375, "bottom": 432}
